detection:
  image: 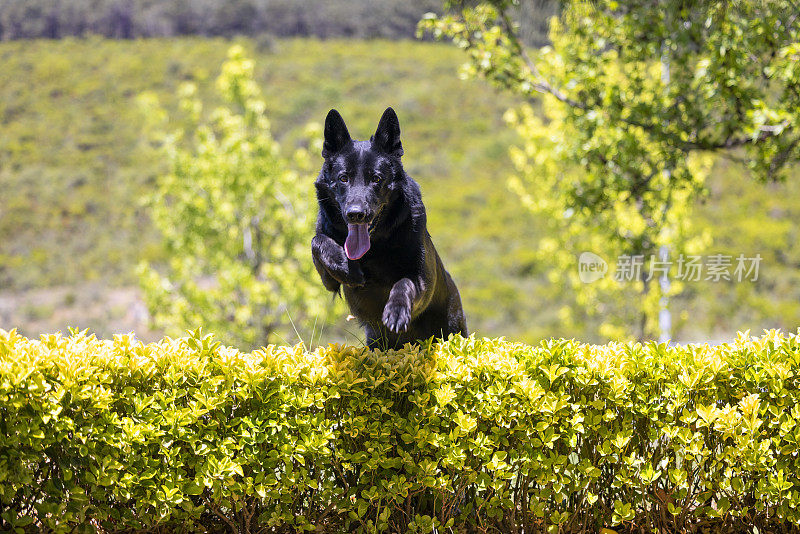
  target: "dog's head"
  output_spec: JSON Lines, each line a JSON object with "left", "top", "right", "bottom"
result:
{"left": 315, "top": 107, "right": 405, "bottom": 260}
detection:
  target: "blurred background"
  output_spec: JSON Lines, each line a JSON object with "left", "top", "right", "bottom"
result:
{"left": 0, "top": 0, "right": 798, "bottom": 348}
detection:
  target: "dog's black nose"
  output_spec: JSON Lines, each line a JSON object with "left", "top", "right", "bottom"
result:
{"left": 346, "top": 207, "right": 371, "bottom": 224}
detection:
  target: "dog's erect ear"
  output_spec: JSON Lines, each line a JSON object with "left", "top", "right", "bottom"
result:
{"left": 371, "top": 107, "right": 403, "bottom": 157}
{"left": 323, "top": 109, "right": 352, "bottom": 158}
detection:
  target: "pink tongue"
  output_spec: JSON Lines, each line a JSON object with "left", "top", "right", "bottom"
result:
{"left": 344, "top": 223, "right": 370, "bottom": 260}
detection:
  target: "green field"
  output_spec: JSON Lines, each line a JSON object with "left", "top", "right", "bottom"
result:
{"left": 1, "top": 37, "right": 798, "bottom": 344}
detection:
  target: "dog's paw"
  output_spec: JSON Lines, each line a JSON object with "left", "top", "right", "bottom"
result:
{"left": 323, "top": 246, "right": 364, "bottom": 287}
{"left": 382, "top": 302, "right": 410, "bottom": 333}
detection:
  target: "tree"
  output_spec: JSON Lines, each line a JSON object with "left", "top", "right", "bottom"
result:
{"left": 138, "top": 45, "right": 329, "bottom": 349}
{"left": 421, "top": 0, "right": 800, "bottom": 340}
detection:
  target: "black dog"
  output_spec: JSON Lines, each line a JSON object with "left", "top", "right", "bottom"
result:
{"left": 311, "top": 107, "right": 468, "bottom": 349}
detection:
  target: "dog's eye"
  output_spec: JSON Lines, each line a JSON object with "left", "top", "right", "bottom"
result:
{"left": 338, "top": 173, "right": 349, "bottom": 183}
{"left": 372, "top": 173, "right": 383, "bottom": 183}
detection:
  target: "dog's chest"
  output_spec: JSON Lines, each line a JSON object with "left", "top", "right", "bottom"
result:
{"left": 343, "top": 283, "right": 391, "bottom": 323}
{"left": 343, "top": 256, "right": 405, "bottom": 322}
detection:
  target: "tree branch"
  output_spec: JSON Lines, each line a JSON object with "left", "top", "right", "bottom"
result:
{"left": 497, "top": 6, "right": 587, "bottom": 109}
{"left": 768, "top": 134, "right": 800, "bottom": 179}
{"left": 205, "top": 497, "right": 240, "bottom": 533}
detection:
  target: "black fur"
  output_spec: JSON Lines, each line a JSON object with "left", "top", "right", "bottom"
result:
{"left": 312, "top": 107, "right": 468, "bottom": 349}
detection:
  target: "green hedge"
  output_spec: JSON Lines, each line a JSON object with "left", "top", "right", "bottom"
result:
{"left": 1, "top": 328, "right": 799, "bottom": 533}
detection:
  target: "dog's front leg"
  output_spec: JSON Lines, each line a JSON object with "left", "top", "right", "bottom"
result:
{"left": 311, "top": 234, "right": 365, "bottom": 290}
{"left": 382, "top": 278, "right": 419, "bottom": 333}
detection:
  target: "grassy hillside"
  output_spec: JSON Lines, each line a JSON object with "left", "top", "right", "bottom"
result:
{"left": 0, "top": 37, "right": 798, "bottom": 344}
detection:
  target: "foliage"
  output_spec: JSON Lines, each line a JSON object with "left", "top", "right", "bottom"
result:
{"left": 2, "top": 327, "right": 800, "bottom": 532}
{"left": 0, "top": 0, "right": 444, "bottom": 41}
{"left": 136, "top": 45, "right": 329, "bottom": 350}
{"left": 421, "top": 0, "right": 800, "bottom": 340}
{"left": 0, "top": 0, "right": 560, "bottom": 44}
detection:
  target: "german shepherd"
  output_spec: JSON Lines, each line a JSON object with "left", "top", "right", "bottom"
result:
{"left": 311, "top": 107, "right": 468, "bottom": 349}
